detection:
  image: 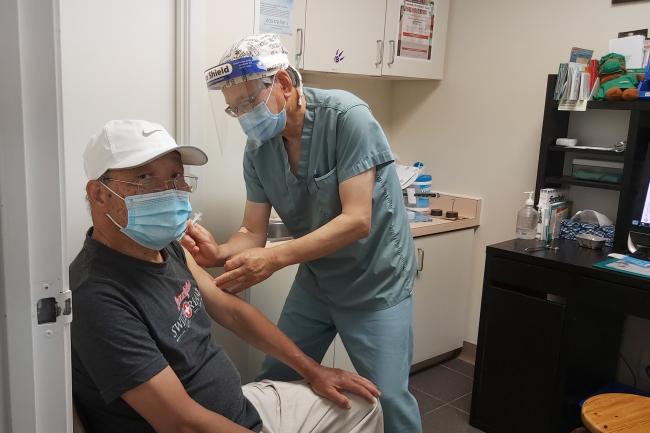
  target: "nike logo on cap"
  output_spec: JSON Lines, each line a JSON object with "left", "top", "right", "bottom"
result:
{"left": 142, "top": 129, "right": 162, "bottom": 137}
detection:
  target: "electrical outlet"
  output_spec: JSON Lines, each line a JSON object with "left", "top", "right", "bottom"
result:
{"left": 639, "top": 350, "right": 650, "bottom": 385}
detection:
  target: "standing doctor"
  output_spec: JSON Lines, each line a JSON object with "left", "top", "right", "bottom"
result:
{"left": 184, "top": 34, "right": 421, "bottom": 433}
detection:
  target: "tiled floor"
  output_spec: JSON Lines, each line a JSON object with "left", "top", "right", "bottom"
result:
{"left": 409, "top": 357, "right": 485, "bottom": 433}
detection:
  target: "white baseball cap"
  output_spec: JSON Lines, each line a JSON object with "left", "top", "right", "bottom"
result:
{"left": 83, "top": 120, "right": 208, "bottom": 180}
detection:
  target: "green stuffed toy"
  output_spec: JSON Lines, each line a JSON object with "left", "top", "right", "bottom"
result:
{"left": 595, "top": 53, "right": 641, "bottom": 101}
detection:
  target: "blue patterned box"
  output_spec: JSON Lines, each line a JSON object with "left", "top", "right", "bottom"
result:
{"left": 559, "top": 220, "right": 615, "bottom": 247}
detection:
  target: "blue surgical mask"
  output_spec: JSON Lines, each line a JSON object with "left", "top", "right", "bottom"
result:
{"left": 102, "top": 184, "right": 192, "bottom": 250}
{"left": 238, "top": 96, "right": 287, "bottom": 142}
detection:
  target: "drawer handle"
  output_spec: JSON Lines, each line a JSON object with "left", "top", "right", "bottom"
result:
{"left": 417, "top": 248, "right": 424, "bottom": 273}
{"left": 374, "top": 40, "right": 384, "bottom": 67}
{"left": 387, "top": 40, "right": 396, "bottom": 66}
{"left": 296, "top": 28, "right": 304, "bottom": 57}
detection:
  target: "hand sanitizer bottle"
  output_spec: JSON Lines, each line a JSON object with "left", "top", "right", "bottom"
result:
{"left": 516, "top": 192, "right": 538, "bottom": 239}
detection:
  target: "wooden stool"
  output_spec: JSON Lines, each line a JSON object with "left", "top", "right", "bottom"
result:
{"left": 582, "top": 393, "right": 650, "bottom": 433}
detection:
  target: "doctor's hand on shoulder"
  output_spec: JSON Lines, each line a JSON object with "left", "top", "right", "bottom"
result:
{"left": 181, "top": 221, "right": 222, "bottom": 268}
{"left": 214, "top": 247, "right": 281, "bottom": 293}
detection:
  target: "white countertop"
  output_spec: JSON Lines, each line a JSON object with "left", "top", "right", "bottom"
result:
{"left": 410, "top": 216, "right": 480, "bottom": 238}
{"left": 409, "top": 193, "right": 482, "bottom": 237}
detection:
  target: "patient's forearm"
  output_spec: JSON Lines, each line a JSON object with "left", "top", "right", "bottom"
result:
{"left": 123, "top": 367, "right": 255, "bottom": 433}
{"left": 221, "top": 299, "right": 319, "bottom": 379}
{"left": 185, "top": 248, "right": 318, "bottom": 379}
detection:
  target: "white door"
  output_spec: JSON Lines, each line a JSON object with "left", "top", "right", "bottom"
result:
{"left": 1, "top": 1, "right": 72, "bottom": 432}
{"left": 303, "top": 0, "right": 387, "bottom": 76}
{"left": 382, "top": 0, "right": 449, "bottom": 79}
{"left": 412, "top": 230, "right": 473, "bottom": 365}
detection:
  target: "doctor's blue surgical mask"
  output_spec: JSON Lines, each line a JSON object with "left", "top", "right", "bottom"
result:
{"left": 237, "top": 79, "right": 287, "bottom": 142}
{"left": 101, "top": 182, "right": 192, "bottom": 250}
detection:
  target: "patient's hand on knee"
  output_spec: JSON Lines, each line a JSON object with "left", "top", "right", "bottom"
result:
{"left": 304, "top": 365, "right": 380, "bottom": 409}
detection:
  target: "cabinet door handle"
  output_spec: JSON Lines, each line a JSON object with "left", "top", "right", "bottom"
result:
{"left": 374, "top": 40, "right": 384, "bottom": 67}
{"left": 387, "top": 40, "right": 396, "bottom": 66}
{"left": 417, "top": 248, "right": 425, "bottom": 273}
{"left": 296, "top": 28, "right": 304, "bottom": 57}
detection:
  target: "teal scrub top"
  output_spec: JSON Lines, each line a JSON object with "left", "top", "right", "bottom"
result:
{"left": 243, "top": 87, "right": 415, "bottom": 311}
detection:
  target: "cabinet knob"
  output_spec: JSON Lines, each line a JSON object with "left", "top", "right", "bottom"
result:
{"left": 387, "top": 40, "right": 396, "bottom": 66}
{"left": 374, "top": 40, "right": 384, "bottom": 67}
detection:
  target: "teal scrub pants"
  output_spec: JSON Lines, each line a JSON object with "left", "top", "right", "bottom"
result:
{"left": 257, "top": 286, "right": 422, "bottom": 433}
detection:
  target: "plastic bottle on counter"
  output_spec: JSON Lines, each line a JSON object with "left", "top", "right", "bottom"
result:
{"left": 516, "top": 192, "right": 538, "bottom": 239}
{"left": 413, "top": 174, "right": 433, "bottom": 208}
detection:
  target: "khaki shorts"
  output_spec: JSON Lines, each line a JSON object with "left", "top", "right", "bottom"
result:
{"left": 242, "top": 380, "right": 384, "bottom": 433}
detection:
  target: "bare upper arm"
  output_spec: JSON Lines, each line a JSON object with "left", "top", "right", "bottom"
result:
{"left": 182, "top": 246, "right": 242, "bottom": 328}
{"left": 240, "top": 201, "right": 272, "bottom": 239}
{"left": 339, "top": 167, "right": 376, "bottom": 219}
{"left": 122, "top": 366, "right": 248, "bottom": 433}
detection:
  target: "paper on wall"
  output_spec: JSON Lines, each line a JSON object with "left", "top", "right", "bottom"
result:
{"left": 255, "top": 0, "right": 294, "bottom": 36}
{"left": 609, "top": 35, "right": 645, "bottom": 69}
{"left": 396, "top": 0, "right": 435, "bottom": 60}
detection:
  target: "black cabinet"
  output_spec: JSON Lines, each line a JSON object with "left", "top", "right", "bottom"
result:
{"left": 472, "top": 77, "right": 650, "bottom": 433}
{"left": 470, "top": 240, "right": 639, "bottom": 433}
{"left": 472, "top": 286, "right": 565, "bottom": 433}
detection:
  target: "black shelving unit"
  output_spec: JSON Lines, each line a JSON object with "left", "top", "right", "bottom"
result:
{"left": 535, "top": 74, "right": 650, "bottom": 251}
{"left": 547, "top": 145, "right": 626, "bottom": 161}
{"left": 545, "top": 176, "right": 622, "bottom": 191}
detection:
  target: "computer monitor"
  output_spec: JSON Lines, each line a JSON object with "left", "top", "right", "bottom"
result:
{"left": 629, "top": 158, "right": 650, "bottom": 252}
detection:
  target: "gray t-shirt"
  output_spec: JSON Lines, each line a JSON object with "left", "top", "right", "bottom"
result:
{"left": 70, "top": 229, "right": 262, "bottom": 433}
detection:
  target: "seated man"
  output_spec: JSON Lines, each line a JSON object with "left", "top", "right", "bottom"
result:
{"left": 71, "top": 119, "right": 383, "bottom": 433}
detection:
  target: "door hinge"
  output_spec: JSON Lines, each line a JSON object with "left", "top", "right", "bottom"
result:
{"left": 37, "top": 290, "right": 72, "bottom": 325}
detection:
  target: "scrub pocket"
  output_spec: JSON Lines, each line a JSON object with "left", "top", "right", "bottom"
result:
{"left": 310, "top": 168, "right": 342, "bottom": 222}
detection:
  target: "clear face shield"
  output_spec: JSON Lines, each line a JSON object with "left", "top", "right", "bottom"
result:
{"left": 205, "top": 57, "right": 277, "bottom": 152}
{"left": 222, "top": 77, "right": 275, "bottom": 118}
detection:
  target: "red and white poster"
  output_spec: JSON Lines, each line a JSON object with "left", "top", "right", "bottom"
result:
{"left": 397, "top": 0, "right": 435, "bottom": 60}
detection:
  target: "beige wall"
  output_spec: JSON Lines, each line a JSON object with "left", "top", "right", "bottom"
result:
{"left": 301, "top": 72, "right": 394, "bottom": 135}
{"left": 389, "top": 0, "right": 650, "bottom": 344}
